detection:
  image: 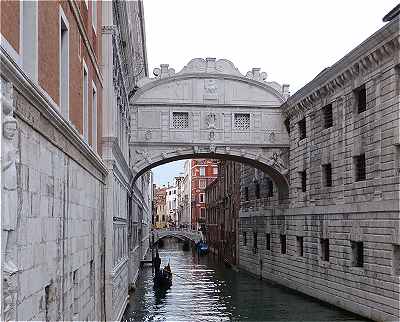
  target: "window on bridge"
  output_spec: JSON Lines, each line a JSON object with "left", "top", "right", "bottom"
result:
{"left": 253, "top": 232, "right": 258, "bottom": 251}
{"left": 243, "top": 232, "right": 247, "bottom": 246}
{"left": 234, "top": 113, "right": 250, "bottom": 130}
{"left": 172, "top": 112, "right": 189, "bottom": 128}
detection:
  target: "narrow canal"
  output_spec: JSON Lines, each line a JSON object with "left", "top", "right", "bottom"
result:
{"left": 123, "top": 238, "right": 368, "bottom": 322}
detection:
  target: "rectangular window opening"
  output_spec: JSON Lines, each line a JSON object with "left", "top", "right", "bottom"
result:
{"left": 266, "top": 178, "right": 274, "bottom": 197}
{"left": 253, "top": 232, "right": 258, "bottom": 250}
{"left": 234, "top": 113, "right": 250, "bottom": 130}
{"left": 320, "top": 238, "right": 330, "bottom": 262}
{"left": 300, "top": 170, "right": 307, "bottom": 192}
{"left": 266, "top": 233, "right": 271, "bottom": 251}
{"left": 60, "top": 10, "right": 69, "bottom": 119}
{"left": 255, "top": 182, "right": 260, "bottom": 199}
{"left": 92, "top": 83, "right": 97, "bottom": 151}
{"left": 322, "top": 163, "right": 332, "bottom": 187}
{"left": 323, "top": 103, "right": 333, "bottom": 128}
{"left": 298, "top": 118, "right": 306, "bottom": 140}
{"left": 354, "top": 84, "right": 366, "bottom": 113}
{"left": 351, "top": 241, "right": 364, "bottom": 267}
{"left": 83, "top": 64, "right": 89, "bottom": 142}
{"left": 172, "top": 112, "right": 189, "bottom": 128}
{"left": 280, "top": 234, "right": 286, "bottom": 254}
{"left": 297, "top": 236, "right": 304, "bottom": 257}
{"left": 354, "top": 154, "right": 366, "bottom": 182}
{"left": 243, "top": 231, "right": 247, "bottom": 246}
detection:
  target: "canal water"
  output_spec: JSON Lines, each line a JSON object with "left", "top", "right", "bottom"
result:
{"left": 123, "top": 238, "right": 368, "bottom": 322}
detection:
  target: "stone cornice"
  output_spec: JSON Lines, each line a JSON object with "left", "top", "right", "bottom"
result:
{"left": 1, "top": 48, "right": 108, "bottom": 180}
{"left": 68, "top": 0, "right": 103, "bottom": 85}
{"left": 282, "top": 16, "right": 400, "bottom": 120}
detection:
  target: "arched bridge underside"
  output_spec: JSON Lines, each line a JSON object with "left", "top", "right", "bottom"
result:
{"left": 153, "top": 229, "right": 203, "bottom": 245}
{"left": 130, "top": 58, "right": 290, "bottom": 200}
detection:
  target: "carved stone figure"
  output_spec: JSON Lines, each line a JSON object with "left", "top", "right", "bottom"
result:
{"left": 206, "top": 112, "right": 216, "bottom": 129}
{"left": 135, "top": 149, "right": 151, "bottom": 164}
{"left": 269, "top": 152, "right": 288, "bottom": 175}
{"left": 144, "top": 130, "right": 152, "bottom": 141}
{"left": 209, "top": 130, "right": 215, "bottom": 141}
{"left": 204, "top": 79, "right": 218, "bottom": 100}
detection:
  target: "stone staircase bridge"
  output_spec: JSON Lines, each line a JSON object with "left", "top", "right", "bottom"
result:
{"left": 152, "top": 228, "right": 203, "bottom": 245}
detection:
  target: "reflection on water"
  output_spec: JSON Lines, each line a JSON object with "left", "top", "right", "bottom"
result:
{"left": 123, "top": 238, "right": 368, "bottom": 322}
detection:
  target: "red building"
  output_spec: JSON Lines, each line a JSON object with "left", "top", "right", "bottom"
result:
{"left": 205, "top": 161, "right": 241, "bottom": 265}
{"left": 191, "top": 159, "right": 219, "bottom": 230}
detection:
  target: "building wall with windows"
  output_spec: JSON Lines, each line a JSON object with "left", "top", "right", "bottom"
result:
{"left": 101, "top": 1, "right": 150, "bottom": 320}
{"left": 191, "top": 159, "right": 219, "bottom": 230}
{"left": 239, "top": 13, "right": 400, "bottom": 322}
{"left": 166, "top": 186, "right": 178, "bottom": 227}
{"left": 154, "top": 187, "right": 168, "bottom": 229}
{"left": 1, "top": 0, "right": 106, "bottom": 320}
{"left": 205, "top": 161, "right": 241, "bottom": 266}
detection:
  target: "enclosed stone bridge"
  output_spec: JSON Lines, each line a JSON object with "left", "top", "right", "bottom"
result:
{"left": 130, "top": 58, "right": 290, "bottom": 200}
{"left": 152, "top": 228, "right": 203, "bottom": 245}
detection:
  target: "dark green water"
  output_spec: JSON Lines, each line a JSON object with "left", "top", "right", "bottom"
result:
{"left": 123, "top": 239, "right": 368, "bottom": 322}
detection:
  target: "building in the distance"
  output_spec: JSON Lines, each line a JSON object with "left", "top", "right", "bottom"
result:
{"left": 166, "top": 185, "right": 178, "bottom": 227}
{"left": 191, "top": 159, "right": 219, "bottom": 230}
{"left": 154, "top": 187, "right": 168, "bottom": 229}
{"left": 205, "top": 161, "right": 241, "bottom": 265}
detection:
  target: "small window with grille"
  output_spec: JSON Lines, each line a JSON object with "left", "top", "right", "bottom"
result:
{"left": 244, "top": 187, "right": 249, "bottom": 201}
{"left": 280, "top": 235, "right": 286, "bottom": 254}
{"left": 354, "top": 84, "right": 366, "bottom": 113}
{"left": 297, "top": 236, "right": 304, "bottom": 257}
{"left": 322, "top": 163, "right": 332, "bottom": 187}
{"left": 266, "top": 178, "right": 274, "bottom": 197}
{"left": 234, "top": 113, "right": 250, "bottom": 130}
{"left": 199, "top": 179, "right": 207, "bottom": 189}
{"left": 255, "top": 182, "right": 260, "bottom": 199}
{"left": 323, "top": 103, "right": 333, "bottom": 128}
{"left": 172, "top": 112, "right": 189, "bottom": 128}
{"left": 354, "top": 154, "right": 366, "bottom": 181}
{"left": 298, "top": 118, "right": 306, "bottom": 139}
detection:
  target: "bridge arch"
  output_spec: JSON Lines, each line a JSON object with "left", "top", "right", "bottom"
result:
{"left": 130, "top": 58, "right": 290, "bottom": 200}
{"left": 152, "top": 229, "right": 203, "bottom": 245}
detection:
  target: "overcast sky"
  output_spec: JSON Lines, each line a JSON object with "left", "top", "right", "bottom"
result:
{"left": 142, "top": 0, "right": 398, "bottom": 186}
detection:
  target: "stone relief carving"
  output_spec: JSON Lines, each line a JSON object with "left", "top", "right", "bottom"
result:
{"left": 204, "top": 79, "right": 218, "bottom": 100}
{"left": 144, "top": 130, "right": 152, "bottom": 141}
{"left": 1, "top": 81, "right": 19, "bottom": 321}
{"left": 269, "top": 152, "right": 288, "bottom": 175}
{"left": 208, "top": 131, "right": 215, "bottom": 141}
{"left": 135, "top": 149, "right": 151, "bottom": 164}
{"left": 246, "top": 68, "right": 268, "bottom": 82}
{"left": 206, "top": 112, "right": 216, "bottom": 129}
{"left": 209, "top": 144, "right": 216, "bottom": 153}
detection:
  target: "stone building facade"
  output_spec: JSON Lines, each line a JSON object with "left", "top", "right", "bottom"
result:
{"left": 154, "top": 186, "right": 168, "bottom": 229}
{"left": 205, "top": 160, "right": 241, "bottom": 265}
{"left": 101, "top": 1, "right": 152, "bottom": 320}
{"left": 1, "top": 1, "right": 152, "bottom": 321}
{"left": 238, "top": 11, "right": 400, "bottom": 322}
{"left": 1, "top": 1, "right": 106, "bottom": 320}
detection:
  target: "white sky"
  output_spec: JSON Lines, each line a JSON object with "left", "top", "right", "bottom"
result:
{"left": 142, "top": 0, "right": 399, "bottom": 186}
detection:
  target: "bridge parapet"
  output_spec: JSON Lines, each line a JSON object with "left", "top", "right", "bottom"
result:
{"left": 152, "top": 228, "right": 203, "bottom": 244}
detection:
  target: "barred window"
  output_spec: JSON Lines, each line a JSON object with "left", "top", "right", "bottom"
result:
{"left": 253, "top": 232, "right": 258, "bottom": 250}
{"left": 351, "top": 241, "right": 364, "bottom": 267}
{"left": 266, "top": 178, "right": 274, "bottom": 197}
{"left": 323, "top": 103, "right": 333, "bottom": 128}
{"left": 266, "top": 233, "right": 271, "bottom": 251}
{"left": 297, "top": 236, "right": 304, "bottom": 257}
{"left": 320, "top": 238, "right": 329, "bottom": 262}
{"left": 298, "top": 118, "right": 306, "bottom": 139}
{"left": 300, "top": 170, "right": 307, "bottom": 192}
{"left": 243, "top": 231, "right": 247, "bottom": 246}
{"left": 244, "top": 187, "right": 249, "bottom": 201}
{"left": 280, "top": 234, "right": 286, "bottom": 254}
{"left": 234, "top": 113, "right": 250, "bottom": 130}
{"left": 172, "top": 112, "right": 189, "bottom": 128}
{"left": 199, "top": 179, "right": 207, "bottom": 189}
{"left": 354, "top": 84, "right": 366, "bottom": 113}
{"left": 255, "top": 182, "right": 260, "bottom": 199}
{"left": 354, "top": 154, "right": 366, "bottom": 181}
{"left": 322, "top": 163, "right": 332, "bottom": 187}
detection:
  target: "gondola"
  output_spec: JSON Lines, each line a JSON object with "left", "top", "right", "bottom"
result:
{"left": 153, "top": 267, "right": 172, "bottom": 289}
